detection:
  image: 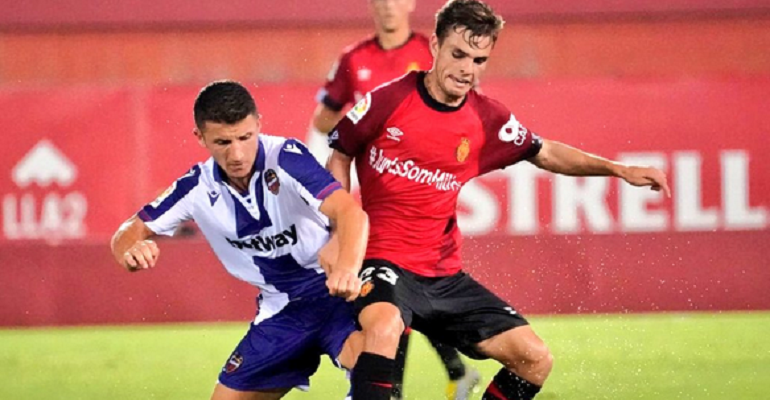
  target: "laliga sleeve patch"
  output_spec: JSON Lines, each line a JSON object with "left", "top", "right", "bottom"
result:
{"left": 150, "top": 182, "right": 177, "bottom": 208}
{"left": 346, "top": 92, "right": 372, "bottom": 125}
{"left": 498, "top": 113, "right": 528, "bottom": 146}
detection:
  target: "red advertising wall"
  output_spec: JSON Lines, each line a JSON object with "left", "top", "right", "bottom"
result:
{"left": 1, "top": 78, "right": 768, "bottom": 326}
{"left": 3, "top": 0, "right": 769, "bottom": 29}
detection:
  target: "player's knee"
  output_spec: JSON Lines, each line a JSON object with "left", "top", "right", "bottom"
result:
{"left": 511, "top": 341, "right": 553, "bottom": 379}
{"left": 533, "top": 344, "right": 554, "bottom": 375}
{"left": 366, "top": 313, "right": 403, "bottom": 344}
{"left": 359, "top": 304, "right": 404, "bottom": 349}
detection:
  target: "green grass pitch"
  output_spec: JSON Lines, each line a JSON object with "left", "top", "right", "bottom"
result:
{"left": 1, "top": 312, "right": 768, "bottom": 399}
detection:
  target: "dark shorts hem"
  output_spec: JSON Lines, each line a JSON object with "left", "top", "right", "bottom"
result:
{"left": 218, "top": 377, "right": 307, "bottom": 393}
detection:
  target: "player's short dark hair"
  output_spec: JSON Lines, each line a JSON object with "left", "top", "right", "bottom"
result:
{"left": 193, "top": 80, "right": 257, "bottom": 130}
{"left": 435, "top": 0, "right": 504, "bottom": 47}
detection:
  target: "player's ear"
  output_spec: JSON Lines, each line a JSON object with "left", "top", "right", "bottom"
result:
{"left": 430, "top": 34, "right": 439, "bottom": 58}
{"left": 407, "top": 0, "right": 415, "bottom": 13}
{"left": 255, "top": 114, "right": 263, "bottom": 133}
{"left": 193, "top": 128, "right": 206, "bottom": 148}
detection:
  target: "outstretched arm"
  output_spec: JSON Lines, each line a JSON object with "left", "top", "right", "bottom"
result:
{"left": 319, "top": 190, "right": 369, "bottom": 301}
{"left": 529, "top": 139, "right": 671, "bottom": 197}
{"left": 111, "top": 216, "right": 160, "bottom": 272}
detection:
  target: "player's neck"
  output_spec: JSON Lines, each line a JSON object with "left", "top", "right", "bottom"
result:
{"left": 424, "top": 71, "right": 464, "bottom": 107}
{"left": 228, "top": 175, "right": 251, "bottom": 194}
{"left": 377, "top": 27, "right": 411, "bottom": 50}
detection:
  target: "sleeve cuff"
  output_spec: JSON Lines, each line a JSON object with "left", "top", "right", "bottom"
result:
{"left": 321, "top": 95, "right": 345, "bottom": 112}
{"left": 137, "top": 209, "right": 154, "bottom": 222}
{"left": 316, "top": 181, "right": 343, "bottom": 200}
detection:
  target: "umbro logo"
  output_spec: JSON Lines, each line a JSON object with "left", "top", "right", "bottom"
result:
{"left": 208, "top": 190, "right": 220, "bottom": 206}
{"left": 283, "top": 143, "right": 302, "bottom": 155}
{"left": 386, "top": 127, "right": 403, "bottom": 142}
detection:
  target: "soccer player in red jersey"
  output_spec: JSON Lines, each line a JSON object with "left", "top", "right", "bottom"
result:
{"left": 309, "top": 1, "right": 480, "bottom": 399}
{"left": 307, "top": 0, "right": 433, "bottom": 164}
{"left": 327, "top": 1, "right": 671, "bottom": 399}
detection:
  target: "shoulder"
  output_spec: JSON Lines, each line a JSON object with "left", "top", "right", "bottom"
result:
{"left": 146, "top": 163, "right": 204, "bottom": 210}
{"left": 410, "top": 32, "right": 431, "bottom": 48}
{"left": 276, "top": 137, "right": 315, "bottom": 169}
{"left": 469, "top": 90, "right": 515, "bottom": 127}
{"left": 469, "top": 90, "right": 510, "bottom": 117}
{"left": 340, "top": 35, "right": 378, "bottom": 60}
{"left": 372, "top": 70, "right": 418, "bottom": 99}
{"left": 259, "top": 133, "right": 289, "bottom": 156}
{"left": 177, "top": 163, "right": 204, "bottom": 187}
{"left": 469, "top": 92, "right": 531, "bottom": 145}
{"left": 346, "top": 72, "right": 417, "bottom": 125}
{"left": 190, "top": 160, "right": 222, "bottom": 194}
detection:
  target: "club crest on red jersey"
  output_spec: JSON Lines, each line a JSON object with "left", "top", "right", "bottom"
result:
{"left": 264, "top": 169, "right": 280, "bottom": 195}
{"left": 456, "top": 138, "right": 471, "bottom": 163}
{"left": 224, "top": 352, "right": 243, "bottom": 374}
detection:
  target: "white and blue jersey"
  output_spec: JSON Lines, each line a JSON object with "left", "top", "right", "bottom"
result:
{"left": 138, "top": 135, "right": 355, "bottom": 392}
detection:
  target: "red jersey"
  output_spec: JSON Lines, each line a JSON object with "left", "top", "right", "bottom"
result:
{"left": 330, "top": 71, "right": 543, "bottom": 277}
{"left": 317, "top": 33, "right": 433, "bottom": 112}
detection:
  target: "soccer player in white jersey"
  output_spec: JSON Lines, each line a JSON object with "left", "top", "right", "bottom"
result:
{"left": 111, "top": 80, "right": 368, "bottom": 400}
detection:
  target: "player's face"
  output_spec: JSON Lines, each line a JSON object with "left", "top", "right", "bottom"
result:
{"left": 370, "top": 0, "right": 415, "bottom": 34}
{"left": 430, "top": 27, "right": 492, "bottom": 101}
{"left": 195, "top": 114, "right": 261, "bottom": 181}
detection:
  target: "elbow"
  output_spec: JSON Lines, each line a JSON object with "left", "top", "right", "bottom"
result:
{"left": 348, "top": 205, "right": 368, "bottom": 226}
{"left": 311, "top": 116, "right": 328, "bottom": 135}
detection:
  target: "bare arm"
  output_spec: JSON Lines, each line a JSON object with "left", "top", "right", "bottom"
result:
{"left": 110, "top": 216, "right": 160, "bottom": 272}
{"left": 326, "top": 149, "right": 354, "bottom": 192}
{"left": 530, "top": 139, "right": 671, "bottom": 197}
{"left": 311, "top": 103, "right": 345, "bottom": 134}
{"left": 319, "top": 190, "right": 369, "bottom": 301}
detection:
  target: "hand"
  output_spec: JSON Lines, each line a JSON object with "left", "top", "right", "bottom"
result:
{"left": 122, "top": 240, "right": 160, "bottom": 272}
{"left": 326, "top": 269, "right": 362, "bottom": 302}
{"left": 620, "top": 165, "right": 671, "bottom": 198}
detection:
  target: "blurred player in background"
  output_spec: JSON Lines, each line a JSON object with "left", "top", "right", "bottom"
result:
{"left": 308, "top": 1, "right": 480, "bottom": 399}
{"left": 111, "top": 81, "right": 369, "bottom": 400}
{"left": 327, "top": 1, "right": 671, "bottom": 400}
{"left": 307, "top": 0, "right": 431, "bottom": 164}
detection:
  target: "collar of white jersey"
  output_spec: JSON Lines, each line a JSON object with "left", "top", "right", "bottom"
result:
{"left": 212, "top": 137, "right": 267, "bottom": 184}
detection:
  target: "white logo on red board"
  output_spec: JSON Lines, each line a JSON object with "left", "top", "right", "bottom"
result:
{"left": 2, "top": 140, "right": 87, "bottom": 241}
{"left": 12, "top": 140, "right": 77, "bottom": 188}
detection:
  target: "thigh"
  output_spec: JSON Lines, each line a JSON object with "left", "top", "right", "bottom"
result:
{"left": 217, "top": 303, "right": 323, "bottom": 392}
{"left": 354, "top": 259, "right": 431, "bottom": 328}
{"left": 317, "top": 297, "right": 358, "bottom": 368}
{"left": 211, "top": 384, "right": 290, "bottom": 400}
{"left": 417, "top": 272, "right": 529, "bottom": 360}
